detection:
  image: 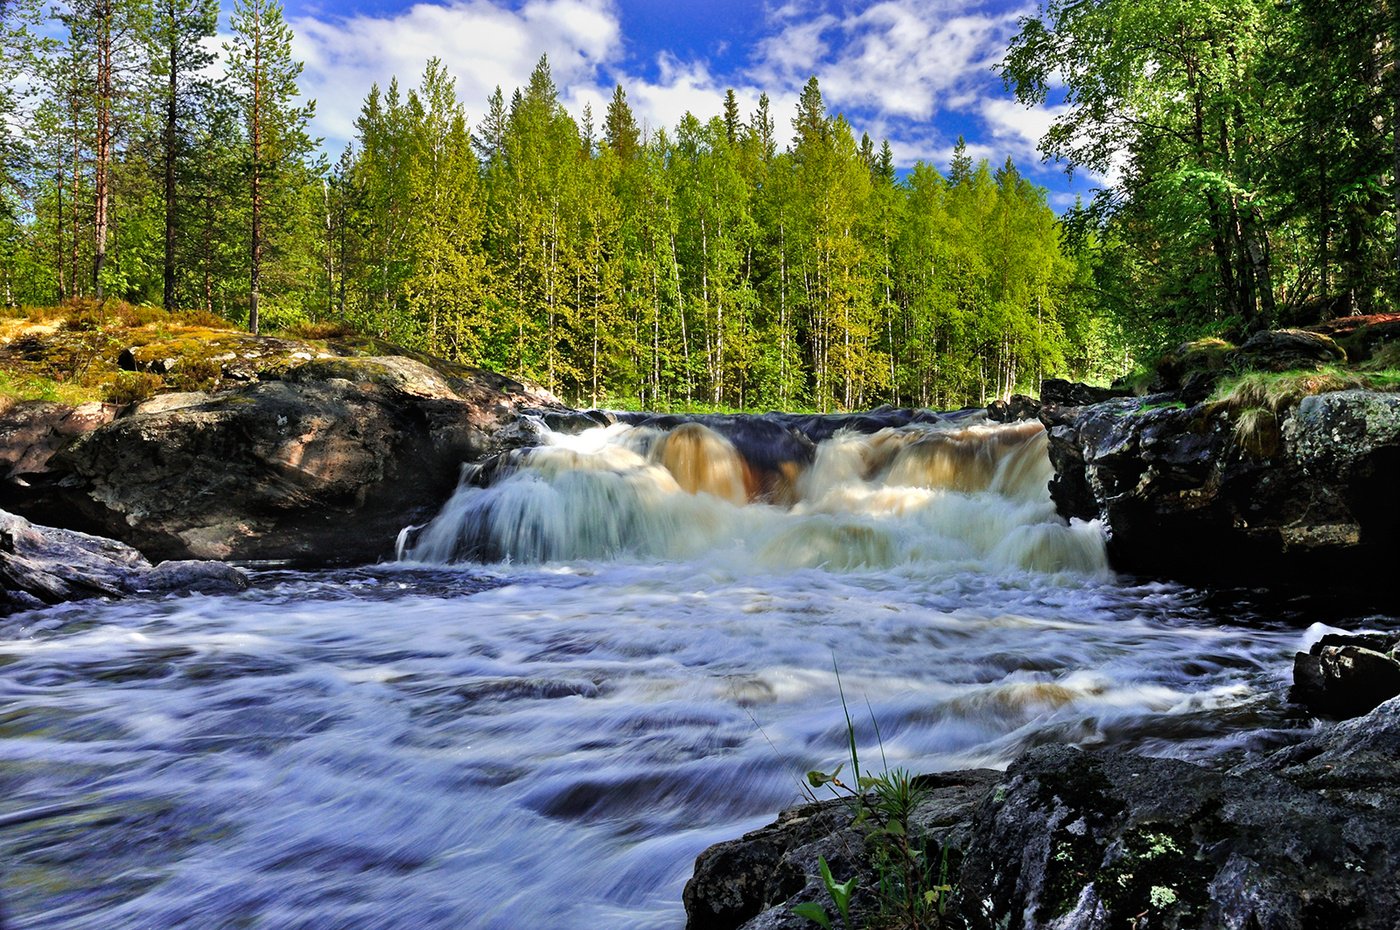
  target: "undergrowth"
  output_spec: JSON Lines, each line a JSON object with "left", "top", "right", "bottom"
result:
{"left": 796, "top": 665, "right": 953, "bottom": 930}
{"left": 1210, "top": 365, "right": 1400, "bottom": 458}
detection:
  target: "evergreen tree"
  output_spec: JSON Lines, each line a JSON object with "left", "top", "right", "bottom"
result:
{"left": 225, "top": 0, "right": 314, "bottom": 333}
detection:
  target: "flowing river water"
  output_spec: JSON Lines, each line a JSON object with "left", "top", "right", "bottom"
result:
{"left": 0, "top": 415, "right": 1357, "bottom": 928}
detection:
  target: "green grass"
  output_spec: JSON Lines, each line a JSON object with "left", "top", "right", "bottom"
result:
{"left": 1209, "top": 366, "right": 1400, "bottom": 414}
{"left": 0, "top": 369, "right": 103, "bottom": 405}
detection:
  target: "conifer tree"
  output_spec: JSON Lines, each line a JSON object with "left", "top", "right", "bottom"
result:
{"left": 226, "top": 0, "right": 314, "bottom": 333}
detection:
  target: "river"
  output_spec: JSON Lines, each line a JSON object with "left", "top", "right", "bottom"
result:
{"left": 0, "top": 416, "right": 1339, "bottom": 928}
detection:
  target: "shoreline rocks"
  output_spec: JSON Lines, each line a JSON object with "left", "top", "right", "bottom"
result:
{"left": 0, "top": 508, "right": 246, "bottom": 615}
{"left": 2, "top": 354, "right": 564, "bottom": 565}
{"left": 684, "top": 698, "right": 1400, "bottom": 930}
{"left": 1040, "top": 389, "right": 1400, "bottom": 588}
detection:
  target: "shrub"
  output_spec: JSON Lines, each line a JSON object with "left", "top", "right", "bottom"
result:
{"left": 102, "top": 371, "right": 163, "bottom": 406}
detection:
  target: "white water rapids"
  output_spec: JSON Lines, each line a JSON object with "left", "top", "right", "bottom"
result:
{"left": 0, "top": 416, "right": 1329, "bottom": 928}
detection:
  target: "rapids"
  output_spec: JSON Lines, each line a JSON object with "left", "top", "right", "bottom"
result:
{"left": 0, "top": 416, "right": 1338, "bottom": 928}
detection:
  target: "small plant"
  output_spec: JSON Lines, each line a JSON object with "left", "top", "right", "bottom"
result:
{"left": 792, "top": 856, "right": 858, "bottom": 929}
{"left": 102, "top": 371, "right": 163, "bottom": 406}
{"left": 795, "top": 662, "right": 953, "bottom": 930}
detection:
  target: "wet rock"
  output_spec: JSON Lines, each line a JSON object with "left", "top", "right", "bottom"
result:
{"left": 0, "top": 508, "right": 247, "bottom": 614}
{"left": 684, "top": 770, "right": 998, "bottom": 930}
{"left": 1039, "top": 379, "right": 1132, "bottom": 408}
{"left": 1044, "top": 390, "right": 1400, "bottom": 586}
{"left": 987, "top": 394, "right": 1042, "bottom": 422}
{"left": 3, "top": 356, "right": 564, "bottom": 565}
{"left": 1292, "top": 633, "right": 1400, "bottom": 719}
{"left": 686, "top": 700, "right": 1400, "bottom": 930}
{"left": 956, "top": 722, "right": 1400, "bottom": 930}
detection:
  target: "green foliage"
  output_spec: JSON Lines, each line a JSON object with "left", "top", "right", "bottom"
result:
{"left": 1003, "top": 0, "right": 1400, "bottom": 353}
{"left": 799, "top": 663, "right": 954, "bottom": 929}
{"left": 0, "top": 16, "right": 1122, "bottom": 411}
{"left": 101, "top": 370, "right": 163, "bottom": 405}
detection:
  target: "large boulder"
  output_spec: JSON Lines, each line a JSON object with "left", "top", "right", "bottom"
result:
{"left": 1292, "top": 632, "right": 1400, "bottom": 719}
{"left": 1042, "top": 390, "right": 1400, "bottom": 585}
{"left": 3, "top": 355, "right": 562, "bottom": 565}
{"left": 684, "top": 771, "right": 998, "bottom": 930}
{"left": 1232, "top": 328, "right": 1347, "bottom": 372}
{"left": 0, "top": 508, "right": 246, "bottom": 614}
{"left": 956, "top": 708, "right": 1400, "bottom": 930}
{"left": 0, "top": 399, "right": 118, "bottom": 478}
{"left": 684, "top": 699, "right": 1400, "bottom": 930}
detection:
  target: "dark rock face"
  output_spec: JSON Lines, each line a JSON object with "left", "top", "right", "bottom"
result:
{"left": 1293, "top": 633, "right": 1400, "bottom": 719}
{"left": 957, "top": 715, "right": 1400, "bottom": 930}
{"left": 1039, "top": 379, "right": 1132, "bottom": 408}
{"left": 685, "top": 700, "right": 1400, "bottom": 930}
{"left": 986, "top": 394, "right": 1043, "bottom": 423}
{"left": 3, "top": 356, "right": 562, "bottom": 565}
{"left": 1042, "top": 390, "right": 1400, "bottom": 584}
{"left": 0, "top": 508, "right": 247, "bottom": 614}
{"left": 1232, "top": 328, "right": 1347, "bottom": 372}
{"left": 684, "top": 771, "right": 999, "bottom": 930}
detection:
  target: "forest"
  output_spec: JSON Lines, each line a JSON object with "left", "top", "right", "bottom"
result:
{"left": 0, "top": 0, "right": 1395, "bottom": 411}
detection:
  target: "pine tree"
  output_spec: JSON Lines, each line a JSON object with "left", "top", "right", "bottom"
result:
{"left": 603, "top": 84, "right": 640, "bottom": 161}
{"left": 151, "top": 0, "right": 218, "bottom": 310}
{"left": 225, "top": 0, "right": 314, "bottom": 333}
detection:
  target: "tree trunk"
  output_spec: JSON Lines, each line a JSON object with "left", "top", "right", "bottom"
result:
{"left": 163, "top": 0, "right": 178, "bottom": 311}
{"left": 92, "top": 0, "right": 113, "bottom": 299}
{"left": 249, "top": 3, "right": 263, "bottom": 335}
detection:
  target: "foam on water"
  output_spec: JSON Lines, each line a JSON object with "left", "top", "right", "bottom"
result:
{"left": 0, "top": 418, "right": 1320, "bottom": 928}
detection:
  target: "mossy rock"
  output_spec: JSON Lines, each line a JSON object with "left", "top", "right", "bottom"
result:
{"left": 1152, "top": 338, "right": 1235, "bottom": 393}
{"left": 1231, "top": 328, "right": 1346, "bottom": 373}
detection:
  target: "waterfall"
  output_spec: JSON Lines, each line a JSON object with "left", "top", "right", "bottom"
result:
{"left": 398, "top": 413, "right": 1107, "bottom": 576}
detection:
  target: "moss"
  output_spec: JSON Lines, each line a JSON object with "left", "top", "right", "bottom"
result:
{"left": 1137, "top": 400, "right": 1188, "bottom": 414}
{"left": 1211, "top": 366, "right": 1399, "bottom": 415}
{"left": 102, "top": 371, "right": 164, "bottom": 406}
{"left": 0, "top": 368, "right": 103, "bottom": 405}
{"left": 1095, "top": 825, "right": 1211, "bottom": 928}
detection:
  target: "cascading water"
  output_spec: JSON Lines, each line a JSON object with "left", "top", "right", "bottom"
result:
{"left": 0, "top": 412, "right": 1325, "bottom": 929}
{"left": 398, "top": 417, "right": 1106, "bottom": 575}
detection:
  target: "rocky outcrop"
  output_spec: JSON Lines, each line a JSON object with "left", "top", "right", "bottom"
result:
{"left": 684, "top": 699, "right": 1400, "bottom": 930}
{"left": 0, "top": 399, "right": 118, "bottom": 478}
{"left": 1292, "top": 632, "right": 1400, "bottom": 719}
{"left": 0, "top": 508, "right": 246, "bottom": 614}
{"left": 1041, "top": 390, "right": 1400, "bottom": 585}
{"left": 684, "top": 771, "right": 997, "bottom": 930}
{"left": 3, "top": 355, "right": 563, "bottom": 565}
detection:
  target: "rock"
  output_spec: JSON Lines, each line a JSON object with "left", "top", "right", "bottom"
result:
{"left": 140, "top": 559, "right": 250, "bottom": 595}
{"left": 0, "top": 399, "right": 118, "bottom": 479}
{"left": 1308, "top": 313, "right": 1400, "bottom": 363}
{"left": 956, "top": 723, "right": 1400, "bottom": 930}
{"left": 685, "top": 699, "right": 1400, "bottom": 930}
{"left": 1151, "top": 338, "right": 1234, "bottom": 393}
{"left": 0, "top": 508, "right": 247, "bottom": 614}
{"left": 987, "top": 394, "right": 1043, "bottom": 423}
{"left": 1039, "top": 379, "right": 1132, "bottom": 408}
{"left": 1231, "top": 328, "right": 1348, "bottom": 372}
{"left": 1044, "top": 390, "right": 1400, "bottom": 586}
{"left": 1292, "top": 633, "right": 1400, "bottom": 719}
{"left": 2, "top": 355, "right": 564, "bottom": 565}
{"left": 683, "top": 770, "right": 999, "bottom": 930}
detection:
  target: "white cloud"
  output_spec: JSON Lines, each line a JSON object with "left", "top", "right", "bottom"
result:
{"left": 290, "top": 0, "right": 622, "bottom": 149}
{"left": 978, "top": 97, "right": 1063, "bottom": 165}
{"left": 754, "top": 0, "right": 1023, "bottom": 121}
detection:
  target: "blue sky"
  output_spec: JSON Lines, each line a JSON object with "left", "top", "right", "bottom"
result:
{"left": 274, "top": 0, "right": 1097, "bottom": 207}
